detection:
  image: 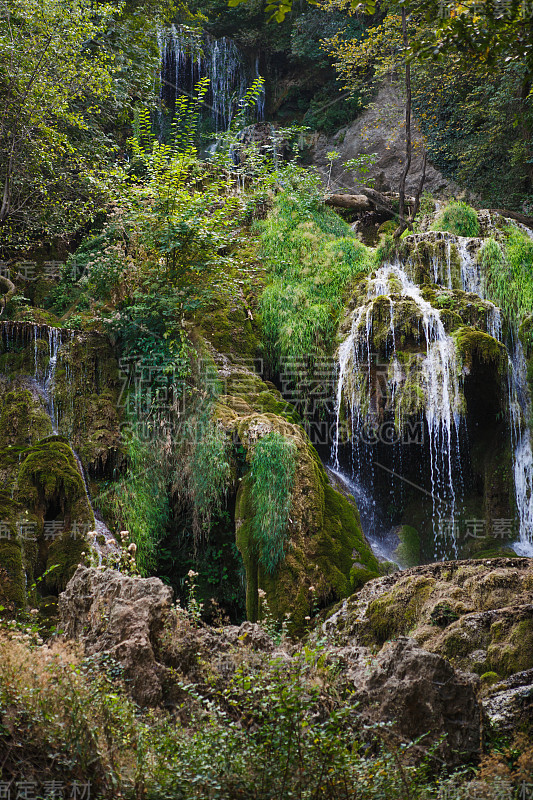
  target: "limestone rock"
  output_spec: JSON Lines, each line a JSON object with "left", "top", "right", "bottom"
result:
{"left": 483, "top": 668, "right": 533, "bottom": 733}
{"left": 310, "top": 81, "right": 460, "bottom": 198}
{"left": 322, "top": 558, "right": 533, "bottom": 678}
{"left": 58, "top": 565, "right": 174, "bottom": 705}
{"left": 344, "top": 637, "right": 482, "bottom": 767}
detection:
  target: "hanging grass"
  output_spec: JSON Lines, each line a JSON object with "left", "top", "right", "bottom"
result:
{"left": 174, "top": 416, "right": 232, "bottom": 550}
{"left": 479, "top": 228, "right": 533, "bottom": 321}
{"left": 249, "top": 432, "right": 297, "bottom": 575}
{"left": 107, "top": 432, "right": 170, "bottom": 575}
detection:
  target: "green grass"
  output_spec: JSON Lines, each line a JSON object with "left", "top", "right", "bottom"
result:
{"left": 258, "top": 191, "right": 375, "bottom": 386}
{"left": 478, "top": 228, "right": 533, "bottom": 321}
{"left": 250, "top": 432, "right": 297, "bottom": 574}
{"left": 432, "top": 200, "right": 480, "bottom": 237}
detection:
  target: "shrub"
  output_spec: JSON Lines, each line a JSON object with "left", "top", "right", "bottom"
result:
{"left": 432, "top": 200, "right": 480, "bottom": 237}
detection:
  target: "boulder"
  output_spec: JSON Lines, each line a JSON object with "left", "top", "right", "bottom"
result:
{"left": 322, "top": 558, "right": 533, "bottom": 679}
{"left": 58, "top": 565, "right": 174, "bottom": 705}
{"left": 483, "top": 668, "right": 533, "bottom": 733}
{"left": 344, "top": 637, "right": 482, "bottom": 767}
{"left": 310, "top": 81, "right": 460, "bottom": 197}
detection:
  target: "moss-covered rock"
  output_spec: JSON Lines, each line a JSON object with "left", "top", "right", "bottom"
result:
{"left": 453, "top": 326, "right": 506, "bottom": 373}
{"left": 322, "top": 558, "right": 533, "bottom": 679}
{"left": 0, "top": 385, "right": 53, "bottom": 448}
{"left": 14, "top": 436, "right": 93, "bottom": 593}
{"left": 51, "top": 333, "right": 123, "bottom": 477}
{"left": 233, "top": 412, "right": 379, "bottom": 631}
{"left": 210, "top": 352, "right": 379, "bottom": 631}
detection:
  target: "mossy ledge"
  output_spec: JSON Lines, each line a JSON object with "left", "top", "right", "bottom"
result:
{"left": 323, "top": 558, "right": 533, "bottom": 679}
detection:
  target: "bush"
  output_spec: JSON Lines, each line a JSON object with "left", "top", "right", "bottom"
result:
{"left": 432, "top": 200, "right": 480, "bottom": 237}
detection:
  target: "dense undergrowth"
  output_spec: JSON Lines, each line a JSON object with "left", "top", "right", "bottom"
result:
{"left": 2, "top": 622, "right": 531, "bottom": 799}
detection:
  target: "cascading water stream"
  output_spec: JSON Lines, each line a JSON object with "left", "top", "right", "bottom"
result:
{"left": 508, "top": 341, "right": 533, "bottom": 556}
{"left": 446, "top": 232, "right": 533, "bottom": 554}
{"left": 0, "top": 321, "right": 115, "bottom": 553}
{"left": 158, "top": 25, "right": 264, "bottom": 131}
{"left": 334, "top": 262, "right": 463, "bottom": 558}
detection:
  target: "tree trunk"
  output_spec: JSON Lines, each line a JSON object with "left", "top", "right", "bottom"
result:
{"left": 394, "top": 7, "right": 412, "bottom": 240}
{"left": 324, "top": 194, "right": 373, "bottom": 211}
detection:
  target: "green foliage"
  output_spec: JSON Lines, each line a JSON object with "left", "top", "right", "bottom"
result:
{"left": 412, "top": 60, "right": 533, "bottom": 209}
{"left": 258, "top": 189, "right": 374, "bottom": 396}
{"left": 431, "top": 200, "right": 480, "bottom": 237}
{"left": 106, "top": 431, "right": 169, "bottom": 575}
{"left": 0, "top": 629, "right": 475, "bottom": 798}
{"left": 0, "top": 0, "right": 116, "bottom": 246}
{"left": 479, "top": 229, "right": 533, "bottom": 321}
{"left": 249, "top": 432, "right": 297, "bottom": 574}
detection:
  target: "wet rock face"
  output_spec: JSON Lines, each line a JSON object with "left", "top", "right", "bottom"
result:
{"left": 343, "top": 637, "right": 482, "bottom": 767}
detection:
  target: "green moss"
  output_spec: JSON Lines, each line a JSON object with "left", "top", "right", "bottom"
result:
{"left": 377, "top": 220, "right": 398, "bottom": 237}
{"left": 45, "top": 534, "right": 87, "bottom": 592}
{"left": 17, "top": 437, "right": 91, "bottom": 514}
{"left": 350, "top": 566, "right": 379, "bottom": 590}
{"left": 487, "top": 618, "right": 533, "bottom": 677}
{"left": 480, "top": 671, "right": 500, "bottom": 687}
{"left": 235, "top": 475, "right": 258, "bottom": 622}
{"left": 393, "top": 525, "right": 421, "bottom": 567}
{"left": 453, "top": 326, "right": 506, "bottom": 372}
{"left": 472, "top": 547, "right": 517, "bottom": 559}
{"left": 0, "top": 389, "right": 53, "bottom": 449}
{"left": 50, "top": 334, "right": 123, "bottom": 474}
{"left": 364, "top": 576, "right": 435, "bottom": 647}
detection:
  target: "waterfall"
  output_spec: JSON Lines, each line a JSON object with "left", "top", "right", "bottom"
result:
{"left": 159, "top": 25, "right": 264, "bottom": 131}
{"left": 508, "top": 341, "right": 533, "bottom": 556}
{"left": 0, "top": 321, "right": 71, "bottom": 431}
{"left": 0, "top": 320, "right": 116, "bottom": 556}
{"left": 334, "top": 262, "right": 463, "bottom": 558}
{"left": 403, "top": 222, "right": 533, "bottom": 557}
